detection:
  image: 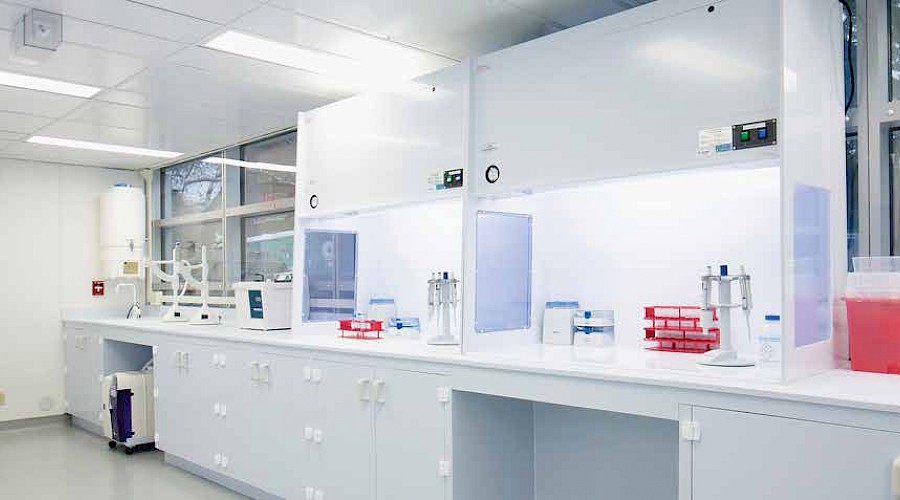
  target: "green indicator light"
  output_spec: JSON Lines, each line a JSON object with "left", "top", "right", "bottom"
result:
{"left": 740, "top": 131, "right": 750, "bottom": 142}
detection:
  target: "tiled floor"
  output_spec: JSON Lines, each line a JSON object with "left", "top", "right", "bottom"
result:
{"left": 0, "top": 420, "right": 245, "bottom": 499}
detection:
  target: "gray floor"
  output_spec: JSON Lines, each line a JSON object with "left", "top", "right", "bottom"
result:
{"left": 0, "top": 420, "right": 245, "bottom": 499}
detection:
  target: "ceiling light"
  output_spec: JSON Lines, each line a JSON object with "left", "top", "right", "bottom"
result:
{"left": 27, "top": 136, "right": 182, "bottom": 158}
{"left": 203, "top": 30, "right": 422, "bottom": 89}
{"left": 201, "top": 156, "right": 295, "bottom": 173}
{"left": 0, "top": 70, "right": 100, "bottom": 98}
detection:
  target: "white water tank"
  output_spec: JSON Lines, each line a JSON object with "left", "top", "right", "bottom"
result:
{"left": 100, "top": 184, "right": 145, "bottom": 279}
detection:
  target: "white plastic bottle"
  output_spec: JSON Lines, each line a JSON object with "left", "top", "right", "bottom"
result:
{"left": 758, "top": 314, "right": 782, "bottom": 363}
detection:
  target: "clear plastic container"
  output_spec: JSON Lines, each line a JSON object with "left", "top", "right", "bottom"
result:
{"left": 758, "top": 314, "right": 781, "bottom": 363}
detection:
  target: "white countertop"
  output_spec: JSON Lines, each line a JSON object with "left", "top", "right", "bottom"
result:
{"left": 62, "top": 316, "right": 900, "bottom": 416}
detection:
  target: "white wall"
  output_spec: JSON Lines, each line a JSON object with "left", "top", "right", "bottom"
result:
{"left": 0, "top": 160, "right": 141, "bottom": 422}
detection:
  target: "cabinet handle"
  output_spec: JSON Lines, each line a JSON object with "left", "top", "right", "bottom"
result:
{"left": 373, "top": 379, "right": 386, "bottom": 404}
{"left": 175, "top": 351, "right": 183, "bottom": 368}
{"left": 357, "top": 378, "right": 371, "bottom": 401}
{"left": 220, "top": 403, "right": 227, "bottom": 418}
{"left": 214, "top": 453, "right": 222, "bottom": 466}
{"left": 213, "top": 402, "right": 221, "bottom": 416}
{"left": 182, "top": 352, "right": 190, "bottom": 369}
{"left": 313, "top": 428, "right": 323, "bottom": 444}
{"left": 314, "top": 489, "right": 324, "bottom": 500}
{"left": 305, "top": 487, "right": 315, "bottom": 500}
{"left": 212, "top": 353, "right": 220, "bottom": 366}
{"left": 218, "top": 354, "right": 226, "bottom": 367}
{"left": 304, "top": 426, "right": 313, "bottom": 441}
{"left": 312, "top": 368, "right": 322, "bottom": 383}
{"left": 260, "top": 363, "right": 271, "bottom": 383}
{"left": 221, "top": 455, "right": 228, "bottom": 469}
{"left": 303, "top": 366, "right": 312, "bottom": 381}
{"left": 250, "top": 362, "right": 260, "bottom": 381}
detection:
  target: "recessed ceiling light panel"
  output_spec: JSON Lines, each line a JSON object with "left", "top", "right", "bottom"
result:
{"left": 27, "top": 136, "right": 182, "bottom": 158}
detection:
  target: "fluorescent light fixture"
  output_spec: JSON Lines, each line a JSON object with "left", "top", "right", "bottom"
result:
{"left": 27, "top": 136, "right": 182, "bottom": 158}
{"left": 204, "top": 31, "right": 365, "bottom": 77}
{"left": 203, "top": 30, "right": 426, "bottom": 90}
{"left": 0, "top": 70, "right": 101, "bottom": 98}
{"left": 201, "top": 156, "right": 296, "bottom": 173}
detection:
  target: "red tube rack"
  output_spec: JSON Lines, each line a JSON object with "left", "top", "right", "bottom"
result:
{"left": 339, "top": 319, "right": 384, "bottom": 340}
{"left": 644, "top": 306, "right": 720, "bottom": 353}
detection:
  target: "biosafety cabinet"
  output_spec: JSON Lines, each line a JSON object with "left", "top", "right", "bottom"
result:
{"left": 458, "top": 0, "right": 846, "bottom": 384}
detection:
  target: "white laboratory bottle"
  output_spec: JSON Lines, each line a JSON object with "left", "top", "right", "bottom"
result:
{"left": 758, "top": 314, "right": 781, "bottom": 363}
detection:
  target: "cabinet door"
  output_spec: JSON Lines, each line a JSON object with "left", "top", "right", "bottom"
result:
{"left": 227, "top": 348, "right": 309, "bottom": 498}
{"left": 374, "top": 369, "right": 448, "bottom": 500}
{"left": 307, "top": 360, "right": 374, "bottom": 500}
{"left": 64, "top": 328, "right": 102, "bottom": 425}
{"left": 155, "top": 343, "right": 215, "bottom": 466}
{"left": 691, "top": 407, "right": 900, "bottom": 500}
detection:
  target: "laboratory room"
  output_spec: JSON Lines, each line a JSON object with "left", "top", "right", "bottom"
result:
{"left": 0, "top": 0, "right": 890, "bottom": 499}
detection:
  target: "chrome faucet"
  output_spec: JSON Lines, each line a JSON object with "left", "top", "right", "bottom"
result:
{"left": 116, "top": 282, "right": 142, "bottom": 319}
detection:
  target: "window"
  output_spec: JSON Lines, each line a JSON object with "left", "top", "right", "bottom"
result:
{"left": 152, "top": 130, "right": 297, "bottom": 305}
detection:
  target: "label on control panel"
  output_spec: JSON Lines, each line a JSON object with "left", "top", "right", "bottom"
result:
{"left": 697, "top": 126, "right": 733, "bottom": 156}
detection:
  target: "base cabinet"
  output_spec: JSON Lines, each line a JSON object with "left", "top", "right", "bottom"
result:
{"left": 690, "top": 407, "right": 900, "bottom": 500}
{"left": 63, "top": 326, "right": 103, "bottom": 425}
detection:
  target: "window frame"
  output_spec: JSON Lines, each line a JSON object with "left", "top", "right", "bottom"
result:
{"left": 147, "top": 128, "right": 297, "bottom": 306}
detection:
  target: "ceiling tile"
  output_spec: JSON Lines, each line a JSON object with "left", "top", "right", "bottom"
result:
{"left": 64, "top": 17, "right": 186, "bottom": 60}
{"left": 270, "top": 0, "right": 552, "bottom": 59}
{"left": 130, "top": 0, "right": 264, "bottom": 24}
{"left": 503, "top": 0, "right": 654, "bottom": 28}
{"left": 0, "top": 86, "right": 85, "bottom": 117}
{"left": 230, "top": 5, "right": 456, "bottom": 79}
{"left": 0, "top": 130, "right": 24, "bottom": 140}
{"left": 0, "top": 111, "right": 53, "bottom": 134}
{"left": 0, "top": 141, "right": 155, "bottom": 169}
{"left": 3, "top": 0, "right": 218, "bottom": 44}
{"left": 94, "top": 87, "right": 149, "bottom": 108}
{"left": 164, "top": 48, "right": 352, "bottom": 100}
{"left": 0, "top": 29, "right": 145, "bottom": 88}
{"left": 67, "top": 101, "right": 147, "bottom": 131}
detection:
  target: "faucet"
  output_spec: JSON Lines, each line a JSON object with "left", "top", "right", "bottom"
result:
{"left": 116, "top": 282, "right": 142, "bottom": 319}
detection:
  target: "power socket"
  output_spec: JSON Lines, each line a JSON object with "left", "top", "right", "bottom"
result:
{"left": 0, "top": 390, "right": 6, "bottom": 406}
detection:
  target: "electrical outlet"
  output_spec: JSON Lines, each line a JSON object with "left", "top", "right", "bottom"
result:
{"left": 0, "top": 390, "right": 6, "bottom": 406}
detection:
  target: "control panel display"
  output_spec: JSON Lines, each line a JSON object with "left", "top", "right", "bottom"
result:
{"left": 443, "top": 169, "right": 464, "bottom": 189}
{"left": 732, "top": 119, "right": 776, "bottom": 150}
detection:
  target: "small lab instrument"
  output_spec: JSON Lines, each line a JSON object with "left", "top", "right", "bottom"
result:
{"left": 573, "top": 310, "right": 615, "bottom": 347}
{"left": 389, "top": 317, "right": 421, "bottom": 337}
{"left": 542, "top": 301, "right": 579, "bottom": 345}
{"left": 339, "top": 319, "right": 384, "bottom": 340}
{"left": 644, "top": 306, "right": 720, "bottom": 353}
{"left": 758, "top": 314, "right": 782, "bottom": 363}
{"left": 367, "top": 298, "right": 397, "bottom": 325}
{"left": 115, "top": 282, "right": 142, "bottom": 319}
{"left": 698, "top": 265, "right": 755, "bottom": 367}
{"left": 234, "top": 281, "right": 293, "bottom": 331}
{"left": 102, "top": 361, "right": 155, "bottom": 455}
{"left": 179, "top": 245, "right": 218, "bottom": 325}
{"left": 145, "top": 242, "right": 188, "bottom": 322}
{"left": 427, "top": 271, "right": 460, "bottom": 345}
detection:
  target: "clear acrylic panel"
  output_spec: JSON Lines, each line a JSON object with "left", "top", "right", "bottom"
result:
{"left": 475, "top": 211, "right": 533, "bottom": 333}
{"left": 846, "top": 133, "right": 858, "bottom": 269}
{"left": 303, "top": 230, "right": 357, "bottom": 321}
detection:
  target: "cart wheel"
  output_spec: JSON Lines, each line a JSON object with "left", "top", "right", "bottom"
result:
{"left": 124, "top": 447, "right": 134, "bottom": 456}
{"left": 108, "top": 441, "right": 117, "bottom": 449}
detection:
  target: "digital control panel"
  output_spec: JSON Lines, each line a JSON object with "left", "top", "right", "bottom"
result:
{"left": 732, "top": 119, "right": 776, "bottom": 150}
{"left": 443, "top": 168, "right": 464, "bottom": 189}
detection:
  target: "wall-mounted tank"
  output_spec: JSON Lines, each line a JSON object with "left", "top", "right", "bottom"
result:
{"left": 100, "top": 184, "right": 145, "bottom": 279}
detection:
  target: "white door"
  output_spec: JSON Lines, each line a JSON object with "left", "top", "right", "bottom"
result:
{"left": 374, "top": 369, "right": 448, "bottom": 500}
{"left": 154, "top": 343, "right": 215, "bottom": 465}
{"left": 691, "top": 407, "right": 900, "bottom": 499}
{"left": 227, "top": 348, "right": 308, "bottom": 498}
{"left": 307, "top": 359, "right": 375, "bottom": 500}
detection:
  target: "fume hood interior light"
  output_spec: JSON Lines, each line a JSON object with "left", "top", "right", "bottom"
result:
{"left": 0, "top": 70, "right": 101, "bottom": 98}
{"left": 27, "top": 136, "right": 183, "bottom": 158}
{"left": 201, "top": 156, "right": 296, "bottom": 173}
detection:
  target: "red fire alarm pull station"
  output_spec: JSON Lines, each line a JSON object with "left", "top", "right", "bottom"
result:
{"left": 92, "top": 281, "right": 105, "bottom": 297}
